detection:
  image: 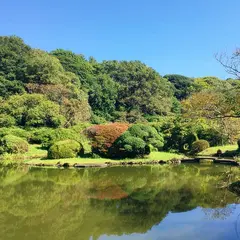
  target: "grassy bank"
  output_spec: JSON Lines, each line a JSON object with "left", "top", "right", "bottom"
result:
{"left": 0, "top": 144, "right": 184, "bottom": 166}
{"left": 25, "top": 150, "right": 185, "bottom": 166}
{"left": 2, "top": 144, "right": 239, "bottom": 167}
{"left": 198, "top": 145, "right": 238, "bottom": 156}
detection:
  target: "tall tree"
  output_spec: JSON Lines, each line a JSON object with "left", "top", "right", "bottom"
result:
{"left": 50, "top": 49, "right": 94, "bottom": 87}
{"left": 0, "top": 36, "right": 30, "bottom": 81}
{"left": 164, "top": 74, "right": 196, "bottom": 100}
{"left": 100, "top": 60, "right": 174, "bottom": 116}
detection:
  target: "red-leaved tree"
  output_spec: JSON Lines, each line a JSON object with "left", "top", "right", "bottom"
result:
{"left": 85, "top": 123, "right": 129, "bottom": 156}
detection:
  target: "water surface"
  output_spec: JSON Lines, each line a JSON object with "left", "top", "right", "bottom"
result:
{"left": 0, "top": 164, "right": 240, "bottom": 240}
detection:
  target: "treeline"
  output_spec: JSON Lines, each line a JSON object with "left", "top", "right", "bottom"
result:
{"left": 1, "top": 35, "right": 240, "bottom": 157}
{"left": 1, "top": 35, "right": 239, "bottom": 125}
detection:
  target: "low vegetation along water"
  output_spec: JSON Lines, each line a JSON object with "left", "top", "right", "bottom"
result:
{"left": 1, "top": 164, "right": 240, "bottom": 240}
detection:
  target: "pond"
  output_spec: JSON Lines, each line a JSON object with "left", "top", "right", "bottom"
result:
{"left": 0, "top": 164, "right": 240, "bottom": 240}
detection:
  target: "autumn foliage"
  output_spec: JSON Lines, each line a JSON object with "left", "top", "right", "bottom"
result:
{"left": 86, "top": 123, "right": 129, "bottom": 156}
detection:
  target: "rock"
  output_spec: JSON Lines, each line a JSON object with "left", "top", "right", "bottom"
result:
{"left": 62, "top": 163, "right": 69, "bottom": 168}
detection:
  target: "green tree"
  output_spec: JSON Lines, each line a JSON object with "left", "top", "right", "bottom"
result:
{"left": 25, "top": 49, "right": 81, "bottom": 85}
{"left": 0, "top": 94, "right": 65, "bottom": 127}
{"left": 100, "top": 60, "right": 174, "bottom": 116}
{"left": 164, "top": 74, "right": 196, "bottom": 100}
{"left": 88, "top": 74, "right": 118, "bottom": 119}
{"left": 0, "top": 76, "right": 25, "bottom": 98}
{"left": 50, "top": 49, "right": 94, "bottom": 87}
{"left": 0, "top": 36, "right": 30, "bottom": 81}
{"left": 194, "top": 76, "right": 232, "bottom": 91}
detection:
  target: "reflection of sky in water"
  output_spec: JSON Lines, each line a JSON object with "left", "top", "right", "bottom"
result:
{"left": 99, "top": 204, "right": 240, "bottom": 240}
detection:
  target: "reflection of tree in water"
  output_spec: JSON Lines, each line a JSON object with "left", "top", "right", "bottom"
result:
{"left": 202, "top": 205, "right": 236, "bottom": 220}
{"left": 201, "top": 166, "right": 240, "bottom": 221}
{"left": 0, "top": 165, "right": 239, "bottom": 240}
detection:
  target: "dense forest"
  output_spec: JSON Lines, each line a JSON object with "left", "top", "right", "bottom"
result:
{"left": 0, "top": 36, "right": 240, "bottom": 159}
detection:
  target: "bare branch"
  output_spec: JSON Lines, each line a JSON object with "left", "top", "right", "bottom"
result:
{"left": 215, "top": 49, "right": 240, "bottom": 79}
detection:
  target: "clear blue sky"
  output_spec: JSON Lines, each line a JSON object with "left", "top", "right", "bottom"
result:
{"left": 1, "top": 0, "right": 239, "bottom": 79}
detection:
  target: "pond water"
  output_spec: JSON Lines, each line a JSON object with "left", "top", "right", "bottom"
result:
{"left": 0, "top": 164, "right": 240, "bottom": 240}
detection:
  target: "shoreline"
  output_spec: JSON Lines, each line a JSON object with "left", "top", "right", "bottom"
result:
{"left": 24, "top": 157, "right": 240, "bottom": 168}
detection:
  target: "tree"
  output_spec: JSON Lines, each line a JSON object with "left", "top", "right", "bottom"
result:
{"left": 100, "top": 60, "right": 174, "bottom": 116}
{"left": 181, "top": 90, "right": 231, "bottom": 119}
{"left": 194, "top": 76, "right": 235, "bottom": 93}
{"left": 0, "top": 76, "right": 25, "bottom": 98}
{"left": 164, "top": 74, "right": 196, "bottom": 100}
{"left": 0, "top": 36, "right": 30, "bottom": 81}
{"left": 50, "top": 49, "right": 94, "bottom": 87}
{"left": 216, "top": 48, "right": 240, "bottom": 79}
{"left": 85, "top": 123, "right": 129, "bottom": 156}
{"left": 25, "top": 49, "right": 81, "bottom": 85}
{"left": 88, "top": 74, "right": 118, "bottom": 119}
{"left": 181, "top": 90, "right": 240, "bottom": 143}
{"left": 0, "top": 94, "right": 65, "bottom": 127}
{"left": 61, "top": 98, "right": 91, "bottom": 127}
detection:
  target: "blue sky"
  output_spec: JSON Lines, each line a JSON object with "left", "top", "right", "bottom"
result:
{"left": 1, "top": 0, "right": 239, "bottom": 79}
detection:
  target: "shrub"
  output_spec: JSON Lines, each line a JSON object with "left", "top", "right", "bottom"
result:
{"left": 0, "top": 114, "right": 16, "bottom": 127}
{"left": 47, "top": 140, "right": 82, "bottom": 159}
{"left": 112, "top": 135, "right": 148, "bottom": 158}
{"left": 110, "top": 124, "right": 163, "bottom": 158}
{"left": 70, "top": 123, "right": 92, "bottom": 133}
{"left": 0, "top": 135, "right": 28, "bottom": 154}
{"left": 125, "top": 124, "right": 164, "bottom": 150}
{"left": 85, "top": 123, "right": 129, "bottom": 156}
{"left": 191, "top": 140, "right": 210, "bottom": 154}
{"left": 41, "top": 128, "right": 81, "bottom": 148}
{"left": 91, "top": 114, "right": 107, "bottom": 124}
{"left": 0, "top": 127, "right": 30, "bottom": 140}
{"left": 29, "top": 128, "right": 54, "bottom": 144}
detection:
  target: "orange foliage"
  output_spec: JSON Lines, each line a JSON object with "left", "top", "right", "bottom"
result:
{"left": 86, "top": 123, "right": 129, "bottom": 155}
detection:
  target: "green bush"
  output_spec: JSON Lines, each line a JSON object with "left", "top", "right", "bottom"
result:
{"left": 41, "top": 128, "right": 81, "bottom": 148}
{"left": 48, "top": 140, "right": 82, "bottom": 159}
{"left": 191, "top": 140, "right": 210, "bottom": 154}
{"left": 90, "top": 114, "right": 107, "bottom": 124}
{"left": 110, "top": 124, "right": 163, "bottom": 158}
{"left": 0, "top": 114, "right": 16, "bottom": 127}
{"left": 121, "top": 136, "right": 148, "bottom": 157}
{"left": 0, "top": 127, "right": 30, "bottom": 140}
{"left": 29, "top": 128, "right": 54, "bottom": 144}
{"left": 70, "top": 123, "right": 92, "bottom": 133}
{"left": 0, "top": 135, "right": 28, "bottom": 154}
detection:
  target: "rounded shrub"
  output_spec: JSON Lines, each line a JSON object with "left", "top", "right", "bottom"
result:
{"left": 191, "top": 140, "right": 210, "bottom": 154}
{"left": 0, "top": 135, "right": 28, "bottom": 154}
{"left": 109, "top": 124, "right": 163, "bottom": 158}
{"left": 47, "top": 139, "right": 82, "bottom": 159}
